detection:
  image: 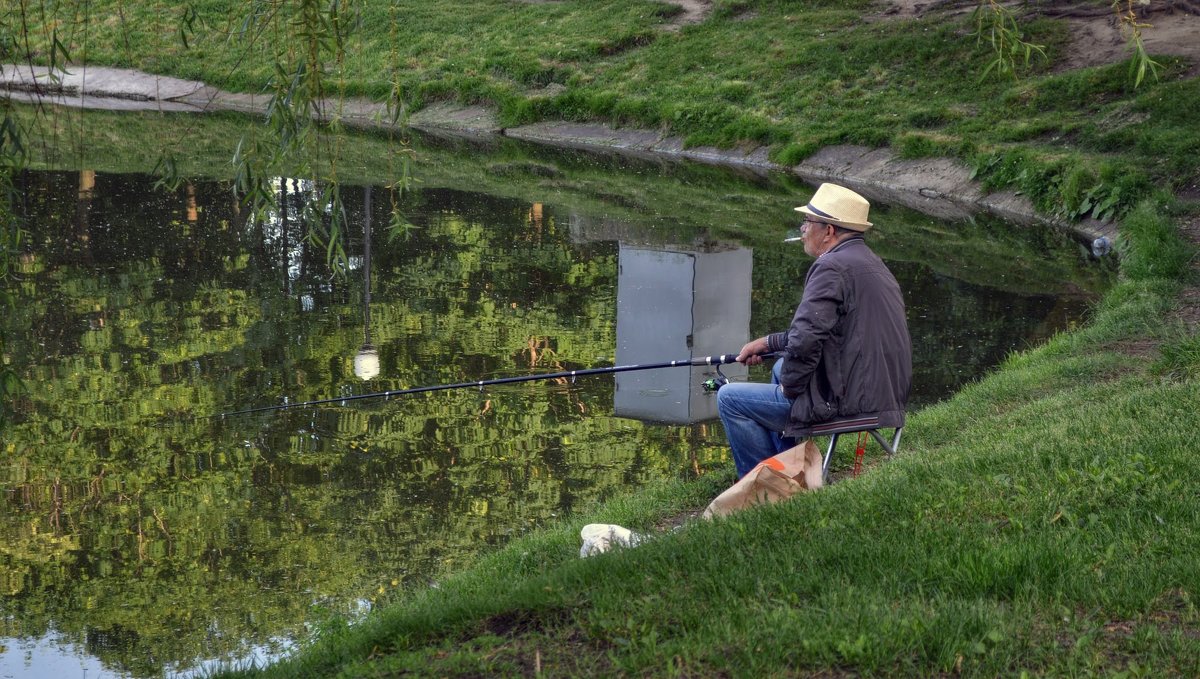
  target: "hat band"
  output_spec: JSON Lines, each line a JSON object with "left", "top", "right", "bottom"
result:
{"left": 806, "top": 203, "right": 835, "bottom": 220}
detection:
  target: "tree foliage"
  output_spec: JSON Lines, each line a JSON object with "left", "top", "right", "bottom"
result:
{"left": 0, "top": 105, "right": 26, "bottom": 424}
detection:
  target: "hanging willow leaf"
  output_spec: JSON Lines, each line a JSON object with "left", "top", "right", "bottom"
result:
{"left": 48, "top": 30, "right": 73, "bottom": 83}
{"left": 178, "top": 5, "right": 200, "bottom": 49}
{"left": 1112, "top": 0, "right": 1162, "bottom": 87}
{"left": 152, "top": 153, "right": 181, "bottom": 192}
{"left": 972, "top": 0, "right": 1046, "bottom": 81}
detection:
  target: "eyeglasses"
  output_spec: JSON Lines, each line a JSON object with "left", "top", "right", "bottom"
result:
{"left": 801, "top": 218, "right": 832, "bottom": 233}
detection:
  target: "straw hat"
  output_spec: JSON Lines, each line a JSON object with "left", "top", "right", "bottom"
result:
{"left": 793, "top": 183, "right": 873, "bottom": 232}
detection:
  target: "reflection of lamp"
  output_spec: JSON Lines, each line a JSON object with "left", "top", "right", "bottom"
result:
{"left": 354, "top": 186, "right": 380, "bottom": 380}
{"left": 355, "top": 345, "right": 380, "bottom": 380}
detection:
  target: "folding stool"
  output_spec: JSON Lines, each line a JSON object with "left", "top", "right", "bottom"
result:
{"left": 810, "top": 417, "right": 904, "bottom": 484}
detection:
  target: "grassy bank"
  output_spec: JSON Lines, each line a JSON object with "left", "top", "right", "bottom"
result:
{"left": 9, "top": 0, "right": 1200, "bottom": 222}
{"left": 213, "top": 197, "right": 1198, "bottom": 677}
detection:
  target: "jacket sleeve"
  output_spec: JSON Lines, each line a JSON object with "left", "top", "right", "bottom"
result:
{"left": 778, "top": 261, "right": 844, "bottom": 397}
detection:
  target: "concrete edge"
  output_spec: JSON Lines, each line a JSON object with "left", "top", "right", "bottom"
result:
{"left": 1, "top": 63, "right": 1118, "bottom": 244}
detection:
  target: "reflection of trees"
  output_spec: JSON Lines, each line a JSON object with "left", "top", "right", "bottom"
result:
{"left": 0, "top": 165, "right": 1108, "bottom": 676}
{"left": 0, "top": 171, "right": 710, "bottom": 676}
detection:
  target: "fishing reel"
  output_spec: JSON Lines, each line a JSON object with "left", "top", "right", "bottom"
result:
{"left": 701, "top": 364, "right": 729, "bottom": 393}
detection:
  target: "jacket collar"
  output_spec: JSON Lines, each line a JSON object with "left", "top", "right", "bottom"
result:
{"left": 818, "top": 234, "right": 864, "bottom": 258}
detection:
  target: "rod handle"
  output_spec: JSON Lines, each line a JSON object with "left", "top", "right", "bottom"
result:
{"left": 698, "top": 351, "right": 780, "bottom": 365}
{"left": 696, "top": 354, "right": 741, "bottom": 365}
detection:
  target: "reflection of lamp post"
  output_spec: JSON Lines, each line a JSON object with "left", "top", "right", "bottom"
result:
{"left": 75, "top": 169, "right": 95, "bottom": 262}
{"left": 354, "top": 186, "right": 380, "bottom": 380}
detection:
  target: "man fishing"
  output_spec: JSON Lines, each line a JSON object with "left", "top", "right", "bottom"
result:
{"left": 717, "top": 183, "right": 912, "bottom": 478}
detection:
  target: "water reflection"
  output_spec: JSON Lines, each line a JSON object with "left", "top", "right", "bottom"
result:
{"left": 613, "top": 243, "right": 751, "bottom": 424}
{"left": 353, "top": 186, "right": 380, "bottom": 381}
{"left": 1, "top": 163, "right": 1108, "bottom": 678}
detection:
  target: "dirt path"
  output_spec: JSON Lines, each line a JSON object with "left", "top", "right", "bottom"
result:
{"left": 661, "top": 0, "right": 712, "bottom": 31}
{"left": 658, "top": 0, "right": 1200, "bottom": 72}
{"left": 1057, "top": 6, "right": 1200, "bottom": 76}
{"left": 879, "top": 0, "right": 1200, "bottom": 75}
{"left": 515, "top": 0, "right": 713, "bottom": 31}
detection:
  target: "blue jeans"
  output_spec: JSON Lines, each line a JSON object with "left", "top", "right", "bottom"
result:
{"left": 716, "top": 360, "right": 797, "bottom": 477}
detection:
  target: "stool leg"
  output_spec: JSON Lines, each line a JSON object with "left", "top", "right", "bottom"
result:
{"left": 866, "top": 427, "right": 904, "bottom": 456}
{"left": 822, "top": 433, "right": 840, "bottom": 484}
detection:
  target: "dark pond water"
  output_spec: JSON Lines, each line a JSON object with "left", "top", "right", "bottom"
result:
{"left": 0, "top": 129, "right": 1113, "bottom": 677}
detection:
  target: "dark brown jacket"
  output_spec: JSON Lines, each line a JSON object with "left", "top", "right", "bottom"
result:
{"left": 766, "top": 236, "right": 911, "bottom": 437}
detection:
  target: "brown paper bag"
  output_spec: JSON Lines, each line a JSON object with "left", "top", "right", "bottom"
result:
{"left": 702, "top": 440, "right": 823, "bottom": 519}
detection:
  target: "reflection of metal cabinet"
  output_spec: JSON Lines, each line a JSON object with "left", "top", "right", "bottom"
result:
{"left": 614, "top": 244, "right": 753, "bottom": 424}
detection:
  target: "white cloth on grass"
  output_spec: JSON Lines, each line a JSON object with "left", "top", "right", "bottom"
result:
{"left": 579, "top": 523, "right": 643, "bottom": 557}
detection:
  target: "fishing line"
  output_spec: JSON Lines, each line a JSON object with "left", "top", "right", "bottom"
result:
{"left": 217, "top": 353, "right": 746, "bottom": 419}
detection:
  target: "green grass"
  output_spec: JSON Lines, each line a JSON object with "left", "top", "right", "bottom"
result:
{"left": 1154, "top": 332, "right": 1200, "bottom": 381}
{"left": 226, "top": 373, "right": 1200, "bottom": 676}
{"left": 202, "top": 200, "right": 1198, "bottom": 677}
{"left": 10, "top": 0, "right": 1200, "bottom": 222}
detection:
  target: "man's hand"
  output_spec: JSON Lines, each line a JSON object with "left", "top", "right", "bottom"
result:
{"left": 736, "top": 337, "right": 770, "bottom": 365}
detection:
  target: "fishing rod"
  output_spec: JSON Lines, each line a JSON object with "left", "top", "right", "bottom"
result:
{"left": 218, "top": 353, "right": 743, "bottom": 418}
